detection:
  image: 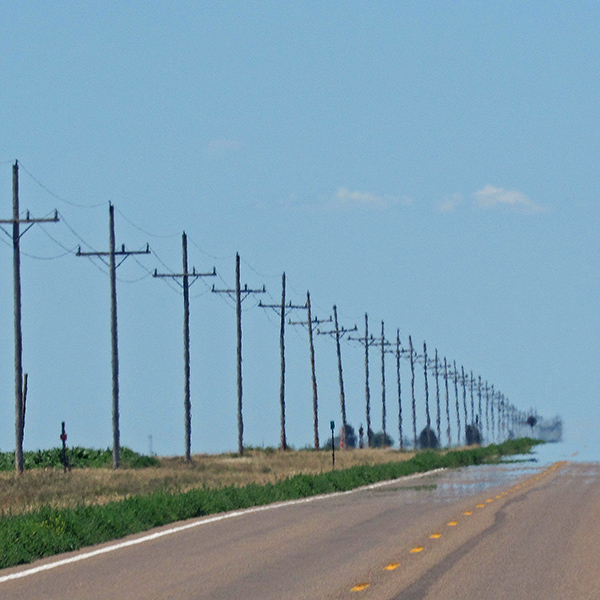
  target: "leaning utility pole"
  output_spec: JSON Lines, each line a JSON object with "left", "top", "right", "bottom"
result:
{"left": 289, "top": 293, "right": 330, "bottom": 450}
{"left": 212, "top": 253, "right": 265, "bottom": 456}
{"left": 77, "top": 203, "right": 149, "bottom": 469}
{"left": 1, "top": 161, "right": 59, "bottom": 474}
{"left": 317, "top": 306, "right": 356, "bottom": 447}
{"left": 259, "top": 272, "right": 306, "bottom": 450}
{"left": 153, "top": 231, "right": 216, "bottom": 462}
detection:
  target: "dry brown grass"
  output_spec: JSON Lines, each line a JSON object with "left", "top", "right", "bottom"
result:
{"left": 0, "top": 448, "right": 416, "bottom": 515}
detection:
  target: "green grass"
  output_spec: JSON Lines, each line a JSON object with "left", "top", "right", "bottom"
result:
{"left": 0, "top": 438, "right": 541, "bottom": 570}
{"left": 0, "top": 447, "right": 159, "bottom": 471}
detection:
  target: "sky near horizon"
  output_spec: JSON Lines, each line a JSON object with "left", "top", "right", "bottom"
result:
{"left": 0, "top": 2, "right": 598, "bottom": 456}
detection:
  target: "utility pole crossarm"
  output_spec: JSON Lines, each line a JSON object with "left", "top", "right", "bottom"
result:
{"left": 153, "top": 267, "right": 216, "bottom": 278}
{"left": 289, "top": 315, "right": 332, "bottom": 326}
{"left": 0, "top": 210, "right": 59, "bottom": 225}
{"left": 77, "top": 244, "right": 150, "bottom": 257}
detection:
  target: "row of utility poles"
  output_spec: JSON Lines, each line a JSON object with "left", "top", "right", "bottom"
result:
{"left": 6, "top": 160, "right": 526, "bottom": 473}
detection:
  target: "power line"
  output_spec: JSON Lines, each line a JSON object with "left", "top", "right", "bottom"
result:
{"left": 18, "top": 162, "right": 106, "bottom": 208}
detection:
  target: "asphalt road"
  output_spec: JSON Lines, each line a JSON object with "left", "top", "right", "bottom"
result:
{"left": 1, "top": 459, "right": 597, "bottom": 599}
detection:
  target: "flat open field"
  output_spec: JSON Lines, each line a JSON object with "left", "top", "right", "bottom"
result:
{"left": 0, "top": 448, "right": 416, "bottom": 515}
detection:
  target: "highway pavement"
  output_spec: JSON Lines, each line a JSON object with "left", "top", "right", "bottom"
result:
{"left": 1, "top": 458, "right": 597, "bottom": 599}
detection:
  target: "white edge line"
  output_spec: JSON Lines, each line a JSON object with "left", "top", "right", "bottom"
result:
{"left": 0, "top": 467, "right": 445, "bottom": 584}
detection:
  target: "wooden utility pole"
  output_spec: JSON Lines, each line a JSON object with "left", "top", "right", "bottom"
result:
{"left": 434, "top": 350, "right": 441, "bottom": 442}
{"left": 212, "top": 253, "right": 265, "bottom": 455}
{"left": 395, "top": 330, "right": 404, "bottom": 450}
{"left": 469, "top": 372, "right": 475, "bottom": 426}
{"left": 153, "top": 232, "right": 216, "bottom": 462}
{"left": 348, "top": 314, "right": 378, "bottom": 446}
{"left": 289, "top": 293, "right": 330, "bottom": 450}
{"left": 77, "top": 203, "right": 149, "bottom": 469}
{"left": 444, "top": 357, "right": 451, "bottom": 446}
{"left": 423, "top": 342, "right": 431, "bottom": 435}
{"left": 380, "top": 321, "right": 387, "bottom": 443}
{"left": 453, "top": 361, "right": 461, "bottom": 444}
{"left": 490, "top": 384, "right": 496, "bottom": 442}
{"left": 258, "top": 273, "right": 306, "bottom": 450}
{"left": 409, "top": 336, "right": 417, "bottom": 449}
{"left": 485, "top": 381, "right": 490, "bottom": 440}
{"left": 461, "top": 366, "right": 468, "bottom": 437}
{"left": 0, "top": 161, "right": 59, "bottom": 474}
{"left": 317, "top": 306, "right": 356, "bottom": 447}
{"left": 477, "top": 376, "right": 483, "bottom": 437}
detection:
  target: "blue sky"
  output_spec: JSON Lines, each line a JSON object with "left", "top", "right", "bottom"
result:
{"left": 1, "top": 2, "right": 598, "bottom": 456}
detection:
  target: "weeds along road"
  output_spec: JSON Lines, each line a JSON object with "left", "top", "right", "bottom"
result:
{"left": 0, "top": 460, "right": 598, "bottom": 600}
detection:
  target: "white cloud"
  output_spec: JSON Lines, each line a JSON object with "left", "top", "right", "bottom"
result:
{"left": 473, "top": 185, "right": 546, "bottom": 213}
{"left": 334, "top": 187, "right": 413, "bottom": 210}
{"left": 437, "top": 193, "right": 463, "bottom": 213}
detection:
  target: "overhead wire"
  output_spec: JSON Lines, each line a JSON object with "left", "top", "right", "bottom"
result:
{"left": 18, "top": 162, "right": 106, "bottom": 209}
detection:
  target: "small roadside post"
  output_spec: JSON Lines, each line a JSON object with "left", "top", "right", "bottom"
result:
{"left": 60, "top": 422, "right": 68, "bottom": 473}
{"left": 330, "top": 420, "right": 335, "bottom": 469}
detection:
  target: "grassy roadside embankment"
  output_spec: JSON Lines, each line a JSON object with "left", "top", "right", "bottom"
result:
{"left": 0, "top": 438, "right": 540, "bottom": 570}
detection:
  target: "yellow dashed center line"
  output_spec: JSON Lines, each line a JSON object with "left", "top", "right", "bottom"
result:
{"left": 349, "top": 463, "right": 568, "bottom": 594}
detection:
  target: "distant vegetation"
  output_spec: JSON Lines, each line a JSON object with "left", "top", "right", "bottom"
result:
{"left": 0, "top": 447, "right": 159, "bottom": 471}
{"left": 0, "top": 438, "right": 541, "bottom": 570}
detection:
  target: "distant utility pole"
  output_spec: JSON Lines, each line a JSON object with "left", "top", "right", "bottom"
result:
{"left": 258, "top": 272, "right": 306, "bottom": 450}
{"left": 77, "top": 203, "right": 149, "bottom": 469}
{"left": 289, "top": 292, "right": 331, "bottom": 450}
{"left": 485, "top": 381, "right": 490, "bottom": 440}
{"left": 317, "top": 306, "right": 356, "bottom": 447}
{"left": 212, "top": 253, "right": 265, "bottom": 456}
{"left": 443, "top": 358, "right": 451, "bottom": 446}
{"left": 395, "top": 330, "right": 404, "bottom": 450}
{"left": 477, "top": 376, "right": 483, "bottom": 434}
{"left": 453, "top": 361, "right": 461, "bottom": 444}
{"left": 409, "top": 336, "right": 417, "bottom": 449}
{"left": 422, "top": 342, "right": 431, "bottom": 437}
{"left": 461, "top": 366, "right": 468, "bottom": 436}
{"left": 1, "top": 161, "right": 59, "bottom": 474}
{"left": 433, "top": 350, "right": 441, "bottom": 442}
{"left": 490, "top": 385, "right": 496, "bottom": 442}
{"left": 380, "top": 321, "right": 388, "bottom": 443}
{"left": 348, "top": 313, "right": 378, "bottom": 447}
{"left": 469, "top": 372, "right": 475, "bottom": 426}
{"left": 153, "top": 231, "right": 216, "bottom": 462}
